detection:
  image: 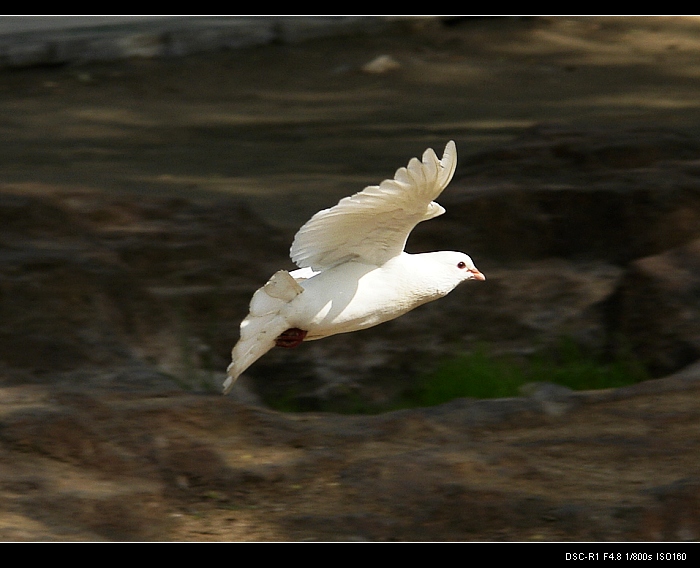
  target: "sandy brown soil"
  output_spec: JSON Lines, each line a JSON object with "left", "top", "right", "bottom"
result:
{"left": 2, "top": 17, "right": 700, "bottom": 541}
{"left": 3, "top": 370, "right": 700, "bottom": 541}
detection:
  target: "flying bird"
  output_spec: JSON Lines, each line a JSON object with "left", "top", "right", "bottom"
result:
{"left": 223, "top": 141, "right": 484, "bottom": 394}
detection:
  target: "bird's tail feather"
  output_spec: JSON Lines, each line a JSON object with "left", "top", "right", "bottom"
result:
{"left": 223, "top": 271, "right": 304, "bottom": 394}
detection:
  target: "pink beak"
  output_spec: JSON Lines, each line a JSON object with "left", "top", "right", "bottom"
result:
{"left": 470, "top": 268, "right": 486, "bottom": 281}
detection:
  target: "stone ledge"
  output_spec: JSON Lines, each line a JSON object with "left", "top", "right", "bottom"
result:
{"left": 0, "top": 16, "right": 393, "bottom": 68}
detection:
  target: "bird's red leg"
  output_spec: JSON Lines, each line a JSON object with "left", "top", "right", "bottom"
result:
{"left": 275, "top": 328, "right": 308, "bottom": 348}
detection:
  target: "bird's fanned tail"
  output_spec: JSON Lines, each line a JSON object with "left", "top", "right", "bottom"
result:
{"left": 223, "top": 270, "right": 304, "bottom": 394}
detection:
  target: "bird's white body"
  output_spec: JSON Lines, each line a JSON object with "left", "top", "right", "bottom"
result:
{"left": 224, "top": 141, "right": 484, "bottom": 394}
{"left": 291, "top": 251, "right": 475, "bottom": 340}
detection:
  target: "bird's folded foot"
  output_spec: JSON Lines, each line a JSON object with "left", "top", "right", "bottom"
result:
{"left": 275, "top": 328, "right": 308, "bottom": 348}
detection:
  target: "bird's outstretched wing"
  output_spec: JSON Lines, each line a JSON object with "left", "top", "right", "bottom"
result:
{"left": 290, "top": 141, "right": 457, "bottom": 271}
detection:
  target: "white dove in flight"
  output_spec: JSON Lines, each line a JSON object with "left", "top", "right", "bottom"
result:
{"left": 224, "top": 141, "right": 484, "bottom": 394}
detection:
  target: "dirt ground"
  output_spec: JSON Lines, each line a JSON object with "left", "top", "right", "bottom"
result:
{"left": 5, "top": 17, "right": 700, "bottom": 228}
{"left": 2, "top": 17, "right": 700, "bottom": 541}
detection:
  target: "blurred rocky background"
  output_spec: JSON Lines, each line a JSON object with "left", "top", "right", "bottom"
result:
{"left": 1, "top": 16, "right": 700, "bottom": 541}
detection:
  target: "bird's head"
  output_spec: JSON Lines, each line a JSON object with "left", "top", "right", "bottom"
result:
{"left": 429, "top": 250, "right": 484, "bottom": 279}
{"left": 416, "top": 251, "right": 485, "bottom": 296}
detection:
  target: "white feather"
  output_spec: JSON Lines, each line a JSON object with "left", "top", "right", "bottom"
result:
{"left": 290, "top": 141, "right": 456, "bottom": 271}
{"left": 223, "top": 271, "right": 304, "bottom": 394}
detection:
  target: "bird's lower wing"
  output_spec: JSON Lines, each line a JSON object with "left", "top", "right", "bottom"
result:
{"left": 223, "top": 270, "right": 304, "bottom": 394}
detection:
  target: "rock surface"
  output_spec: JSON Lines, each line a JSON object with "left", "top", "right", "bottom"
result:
{"left": 1, "top": 17, "right": 700, "bottom": 541}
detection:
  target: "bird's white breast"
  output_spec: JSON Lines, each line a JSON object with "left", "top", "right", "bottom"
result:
{"left": 283, "top": 254, "right": 450, "bottom": 340}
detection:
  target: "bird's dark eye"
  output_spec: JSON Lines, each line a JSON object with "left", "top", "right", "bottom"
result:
{"left": 457, "top": 261, "right": 467, "bottom": 269}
